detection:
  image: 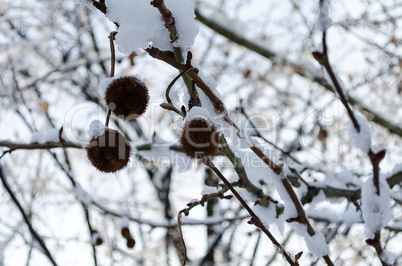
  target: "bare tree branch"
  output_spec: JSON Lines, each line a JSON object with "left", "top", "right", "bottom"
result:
{"left": 0, "top": 140, "right": 83, "bottom": 151}
{"left": 0, "top": 165, "right": 58, "bottom": 266}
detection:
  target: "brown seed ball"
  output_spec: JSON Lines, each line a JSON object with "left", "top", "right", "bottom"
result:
{"left": 105, "top": 76, "right": 149, "bottom": 120}
{"left": 126, "top": 237, "right": 135, "bottom": 249}
{"left": 95, "top": 236, "right": 103, "bottom": 246}
{"left": 86, "top": 129, "right": 131, "bottom": 173}
{"left": 121, "top": 227, "right": 131, "bottom": 239}
{"left": 180, "top": 117, "right": 220, "bottom": 159}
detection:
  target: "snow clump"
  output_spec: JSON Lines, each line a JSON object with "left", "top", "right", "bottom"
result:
{"left": 87, "top": 120, "right": 106, "bottom": 140}
{"left": 105, "top": 0, "right": 199, "bottom": 56}
{"left": 317, "top": 0, "right": 332, "bottom": 31}
{"left": 361, "top": 176, "right": 392, "bottom": 238}
{"left": 349, "top": 114, "right": 372, "bottom": 153}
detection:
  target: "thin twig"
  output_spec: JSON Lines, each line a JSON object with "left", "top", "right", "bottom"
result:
{"left": 165, "top": 67, "right": 199, "bottom": 114}
{"left": 146, "top": 47, "right": 224, "bottom": 112}
{"left": 176, "top": 185, "right": 233, "bottom": 266}
{"left": 203, "top": 157, "right": 297, "bottom": 266}
{"left": 177, "top": 212, "right": 187, "bottom": 266}
{"left": 250, "top": 146, "right": 283, "bottom": 175}
{"left": 146, "top": 47, "right": 241, "bottom": 136}
{"left": 0, "top": 141, "right": 83, "bottom": 151}
{"left": 166, "top": 67, "right": 198, "bottom": 103}
{"left": 105, "top": 31, "right": 117, "bottom": 127}
{"left": 181, "top": 186, "right": 233, "bottom": 216}
{"left": 105, "top": 109, "right": 112, "bottom": 127}
{"left": 84, "top": 208, "right": 98, "bottom": 266}
{"left": 109, "top": 31, "right": 117, "bottom": 78}
{"left": 312, "top": 31, "right": 360, "bottom": 132}
{"left": 366, "top": 232, "right": 390, "bottom": 266}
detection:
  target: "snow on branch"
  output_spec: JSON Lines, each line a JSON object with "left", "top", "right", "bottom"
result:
{"left": 316, "top": 0, "right": 332, "bottom": 31}
{"left": 361, "top": 176, "right": 392, "bottom": 239}
{"left": 251, "top": 145, "right": 332, "bottom": 262}
{"left": 104, "top": 0, "right": 198, "bottom": 56}
{"left": 349, "top": 114, "right": 372, "bottom": 153}
{"left": 87, "top": 120, "right": 106, "bottom": 140}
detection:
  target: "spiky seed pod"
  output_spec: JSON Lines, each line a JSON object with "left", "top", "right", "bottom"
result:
{"left": 86, "top": 129, "right": 131, "bottom": 173}
{"left": 105, "top": 76, "right": 149, "bottom": 120}
{"left": 180, "top": 117, "right": 220, "bottom": 159}
{"left": 126, "top": 237, "right": 135, "bottom": 248}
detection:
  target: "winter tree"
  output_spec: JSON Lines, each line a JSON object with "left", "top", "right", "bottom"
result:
{"left": 0, "top": 0, "right": 401, "bottom": 265}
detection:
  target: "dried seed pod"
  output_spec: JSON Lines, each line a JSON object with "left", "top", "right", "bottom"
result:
{"left": 86, "top": 129, "right": 131, "bottom": 173}
{"left": 126, "top": 237, "right": 135, "bottom": 248}
{"left": 121, "top": 227, "right": 131, "bottom": 239}
{"left": 180, "top": 117, "right": 220, "bottom": 159}
{"left": 105, "top": 76, "right": 149, "bottom": 120}
{"left": 95, "top": 236, "right": 103, "bottom": 246}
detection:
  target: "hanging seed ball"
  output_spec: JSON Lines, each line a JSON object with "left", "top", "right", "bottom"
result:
{"left": 180, "top": 117, "right": 220, "bottom": 159}
{"left": 95, "top": 236, "right": 103, "bottom": 246}
{"left": 121, "top": 227, "right": 131, "bottom": 239}
{"left": 86, "top": 129, "right": 131, "bottom": 173}
{"left": 126, "top": 237, "right": 136, "bottom": 249}
{"left": 105, "top": 76, "right": 149, "bottom": 120}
